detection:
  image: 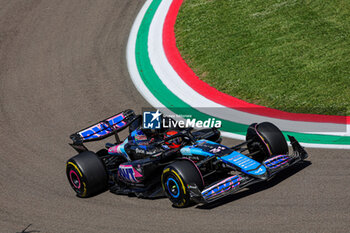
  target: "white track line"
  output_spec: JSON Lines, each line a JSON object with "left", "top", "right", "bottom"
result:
{"left": 126, "top": 0, "right": 163, "bottom": 109}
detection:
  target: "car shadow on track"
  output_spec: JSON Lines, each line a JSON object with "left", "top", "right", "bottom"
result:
{"left": 196, "top": 161, "right": 312, "bottom": 210}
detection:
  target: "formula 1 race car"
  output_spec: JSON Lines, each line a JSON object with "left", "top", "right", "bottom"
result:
{"left": 66, "top": 109, "right": 221, "bottom": 198}
{"left": 66, "top": 109, "right": 309, "bottom": 208}
{"left": 161, "top": 122, "right": 309, "bottom": 207}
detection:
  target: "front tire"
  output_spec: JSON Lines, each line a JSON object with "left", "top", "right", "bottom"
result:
{"left": 246, "top": 122, "right": 288, "bottom": 162}
{"left": 66, "top": 151, "right": 108, "bottom": 197}
{"left": 161, "top": 159, "right": 204, "bottom": 208}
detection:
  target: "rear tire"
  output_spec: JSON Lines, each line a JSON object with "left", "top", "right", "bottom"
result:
{"left": 246, "top": 122, "right": 288, "bottom": 162}
{"left": 66, "top": 151, "right": 108, "bottom": 197}
{"left": 161, "top": 159, "right": 204, "bottom": 208}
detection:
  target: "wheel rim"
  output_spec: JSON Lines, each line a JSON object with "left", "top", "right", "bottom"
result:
{"left": 69, "top": 169, "right": 81, "bottom": 189}
{"left": 166, "top": 177, "right": 180, "bottom": 198}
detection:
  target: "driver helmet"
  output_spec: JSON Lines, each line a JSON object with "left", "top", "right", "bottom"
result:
{"left": 142, "top": 128, "right": 160, "bottom": 138}
{"left": 164, "top": 130, "right": 182, "bottom": 149}
{"left": 131, "top": 129, "right": 149, "bottom": 145}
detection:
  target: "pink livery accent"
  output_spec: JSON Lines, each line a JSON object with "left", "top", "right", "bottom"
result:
{"left": 119, "top": 165, "right": 142, "bottom": 178}
{"left": 118, "top": 164, "right": 143, "bottom": 183}
{"left": 108, "top": 144, "right": 120, "bottom": 154}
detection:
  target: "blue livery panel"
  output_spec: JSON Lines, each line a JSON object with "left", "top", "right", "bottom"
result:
{"left": 180, "top": 140, "right": 266, "bottom": 177}
{"left": 180, "top": 140, "right": 230, "bottom": 157}
{"left": 220, "top": 151, "right": 267, "bottom": 176}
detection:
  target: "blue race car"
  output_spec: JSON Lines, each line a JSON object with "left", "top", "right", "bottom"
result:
{"left": 66, "top": 109, "right": 309, "bottom": 208}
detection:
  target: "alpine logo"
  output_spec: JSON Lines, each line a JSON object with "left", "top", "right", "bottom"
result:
{"left": 257, "top": 167, "right": 264, "bottom": 173}
{"left": 209, "top": 146, "right": 226, "bottom": 154}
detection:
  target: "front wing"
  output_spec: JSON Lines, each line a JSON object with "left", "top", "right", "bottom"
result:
{"left": 188, "top": 136, "right": 308, "bottom": 204}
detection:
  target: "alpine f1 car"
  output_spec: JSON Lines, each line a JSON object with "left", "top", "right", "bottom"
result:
{"left": 66, "top": 109, "right": 221, "bottom": 198}
{"left": 66, "top": 109, "right": 309, "bottom": 208}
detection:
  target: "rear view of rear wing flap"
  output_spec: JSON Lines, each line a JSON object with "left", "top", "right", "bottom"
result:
{"left": 69, "top": 109, "right": 141, "bottom": 152}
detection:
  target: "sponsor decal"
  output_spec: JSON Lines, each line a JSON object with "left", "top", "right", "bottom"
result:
{"left": 118, "top": 165, "right": 140, "bottom": 183}
{"left": 79, "top": 113, "right": 125, "bottom": 140}
{"left": 135, "top": 148, "right": 146, "bottom": 154}
{"left": 134, "top": 148, "right": 157, "bottom": 155}
{"left": 202, "top": 176, "right": 241, "bottom": 199}
{"left": 209, "top": 146, "right": 227, "bottom": 154}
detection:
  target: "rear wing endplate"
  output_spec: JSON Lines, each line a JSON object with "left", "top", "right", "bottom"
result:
{"left": 69, "top": 109, "right": 141, "bottom": 152}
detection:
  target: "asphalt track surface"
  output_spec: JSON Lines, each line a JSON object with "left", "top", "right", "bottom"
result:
{"left": 0, "top": 1, "right": 349, "bottom": 232}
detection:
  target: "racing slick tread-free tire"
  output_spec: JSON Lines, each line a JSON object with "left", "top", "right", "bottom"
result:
{"left": 246, "top": 122, "right": 288, "bottom": 161}
{"left": 66, "top": 151, "right": 108, "bottom": 197}
{"left": 161, "top": 159, "right": 204, "bottom": 208}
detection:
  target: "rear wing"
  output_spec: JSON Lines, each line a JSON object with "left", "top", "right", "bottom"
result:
{"left": 69, "top": 109, "right": 141, "bottom": 153}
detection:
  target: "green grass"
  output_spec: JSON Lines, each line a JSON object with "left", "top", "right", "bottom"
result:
{"left": 175, "top": 0, "right": 350, "bottom": 115}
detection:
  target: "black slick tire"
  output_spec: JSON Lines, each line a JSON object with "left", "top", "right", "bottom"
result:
{"left": 246, "top": 122, "right": 288, "bottom": 161}
{"left": 161, "top": 159, "right": 203, "bottom": 208}
{"left": 66, "top": 151, "right": 108, "bottom": 197}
